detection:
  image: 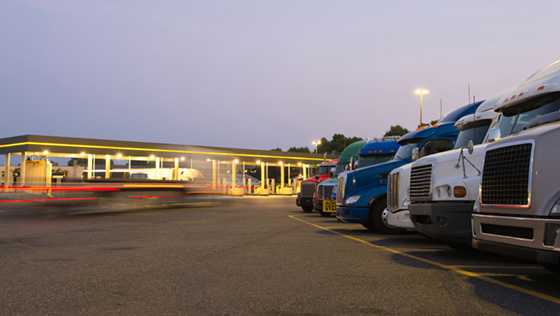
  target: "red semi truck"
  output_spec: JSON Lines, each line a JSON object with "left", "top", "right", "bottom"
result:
{"left": 296, "top": 160, "right": 338, "bottom": 212}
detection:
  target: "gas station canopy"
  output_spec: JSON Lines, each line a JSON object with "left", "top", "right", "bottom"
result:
{"left": 0, "top": 135, "right": 336, "bottom": 165}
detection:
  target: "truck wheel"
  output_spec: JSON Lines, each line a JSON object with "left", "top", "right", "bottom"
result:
{"left": 367, "top": 198, "right": 405, "bottom": 234}
{"left": 302, "top": 205, "right": 313, "bottom": 213}
{"left": 319, "top": 211, "right": 331, "bottom": 217}
{"left": 381, "top": 208, "right": 390, "bottom": 227}
{"left": 542, "top": 264, "right": 560, "bottom": 274}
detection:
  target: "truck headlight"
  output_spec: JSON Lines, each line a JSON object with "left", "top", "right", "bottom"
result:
{"left": 550, "top": 198, "right": 560, "bottom": 217}
{"left": 345, "top": 195, "right": 361, "bottom": 204}
{"left": 436, "top": 186, "right": 451, "bottom": 199}
{"left": 544, "top": 223, "right": 560, "bottom": 246}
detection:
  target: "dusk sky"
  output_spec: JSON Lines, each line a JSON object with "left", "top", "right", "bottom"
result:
{"left": 2, "top": 1, "right": 560, "bottom": 151}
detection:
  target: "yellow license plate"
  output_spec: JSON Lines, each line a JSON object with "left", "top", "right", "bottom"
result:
{"left": 323, "top": 200, "right": 336, "bottom": 213}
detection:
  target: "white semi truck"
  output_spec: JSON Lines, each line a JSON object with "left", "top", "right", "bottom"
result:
{"left": 403, "top": 96, "right": 501, "bottom": 248}
{"left": 385, "top": 95, "right": 501, "bottom": 232}
{"left": 472, "top": 60, "right": 560, "bottom": 272}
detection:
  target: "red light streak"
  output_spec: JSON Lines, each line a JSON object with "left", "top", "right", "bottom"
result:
{"left": 7, "top": 187, "right": 120, "bottom": 192}
{"left": 0, "top": 197, "right": 98, "bottom": 203}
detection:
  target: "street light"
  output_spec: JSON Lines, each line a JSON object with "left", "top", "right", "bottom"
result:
{"left": 415, "top": 89, "right": 429, "bottom": 125}
{"left": 312, "top": 140, "right": 321, "bottom": 154}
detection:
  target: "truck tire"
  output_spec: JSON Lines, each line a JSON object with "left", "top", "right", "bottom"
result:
{"left": 302, "top": 205, "right": 313, "bottom": 213}
{"left": 367, "top": 198, "right": 405, "bottom": 234}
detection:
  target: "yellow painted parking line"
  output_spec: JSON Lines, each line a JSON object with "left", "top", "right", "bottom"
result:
{"left": 518, "top": 275, "right": 533, "bottom": 282}
{"left": 477, "top": 273, "right": 526, "bottom": 277}
{"left": 289, "top": 215, "right": 560, "bottom": 305}
{"left": 395, "top": 248, "right": 446, "bottom": 252}
{"left": 321, "top": 226, "right": 361, "bottom": 230}
{"left": 451, "top": 265, "right": 542, "bottom": 269}
{"left": 473, "top": 274, "right": 534, "bottom": 282}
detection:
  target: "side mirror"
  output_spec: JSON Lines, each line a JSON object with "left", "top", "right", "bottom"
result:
{"left": 349, "top": 158, "right": 356, "bottom": 171}
{"left": 345, "top": 165, "right": 349, "bottom": 171}
{"left": 467, "top": 140, "right": 474, "bottom": 155}
{"left": 354, "top": 161, "right": 359, "bottom": 170}
{"left": 330, "top": 167, "right": 336, "bottom": 176}
{"left": 314, "top": 175, "right": 320, "bottom": 180}
{"left": 412, "top": 147, "right": 420, "bottom": 161}
{"left": 488, "top": 128, "right": 501, "bottom": 142}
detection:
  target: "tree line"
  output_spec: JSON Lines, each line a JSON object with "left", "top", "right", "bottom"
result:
{"left": 272, "top": 125, "right": 411, "bottom": 155}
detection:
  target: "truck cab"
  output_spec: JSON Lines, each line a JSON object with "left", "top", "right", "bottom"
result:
{"left": 314, "top": 139, "right": 399, "bottom": 217}
{"left": 313, "top": 140, "right": 366, "bottom": 216}
{"left": 336, "top": 102, "right": 481, "bottom": 233}
{"left": 355, "top": 139, "right": 399, "bottom": 169}
{"left": 401, "top": 93, "right": 503, "bottom": 249}
{"left": 296, "top": 160, "right": 338, "bottom": 212}
{"left": 472, "top": 60, "right": 560, "bottom": 272}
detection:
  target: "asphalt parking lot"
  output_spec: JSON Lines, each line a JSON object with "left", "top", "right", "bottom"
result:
{"left": 0, "top": 196, "right": 559, "bottom": 315}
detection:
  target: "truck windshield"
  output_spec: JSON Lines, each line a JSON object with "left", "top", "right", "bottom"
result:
{"left": 317, "top": 165, "right": 333, "bottom": 175}
{"left": 453, "top": 120, "right": 492, "bottom": 149}
{"left": 333, "top": 163, "right": 348, "bottom": 176}
{"left": 357, "top": 154, "right": 394, "bottom": 168}
{"left": 498, "top": 93, "right": 560, "bottom": 137}
{"left": 393, "top": 142, "right": 419, "bottom": 160}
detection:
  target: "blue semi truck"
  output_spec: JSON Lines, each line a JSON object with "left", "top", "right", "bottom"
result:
{"left": 336, "top": 102, "right": 482, "bottom": 233}
{"left": 314, "top": 139, "right": 400, "bottom": 217}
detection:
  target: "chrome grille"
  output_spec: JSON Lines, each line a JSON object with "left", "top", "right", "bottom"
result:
{"left": 318, "top": 184, "right": 335, "bottom": 200}
{"left": 387, "top": 172, "right": 399, "bottom": 211}
{"left": 336, "top": 176, "right": 346, "bottom": 205}
{"left": 300, "top": 181, "right": 317, "bottom": 198}
{"left": 481, "top": 143, "right": 532, "bottom": 206}
{"left": 409, "top": 164, "right": 433, "bottom": 201}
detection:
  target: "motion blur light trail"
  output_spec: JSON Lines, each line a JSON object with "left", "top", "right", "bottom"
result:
{"left": 5, "top": 186, "right": 121, "bottom": 192}
{"left": 0, "top": 181, "right": 222, "bottom": 215}
{"left": 0, "top": 197, "right": 98, "bottom": 203}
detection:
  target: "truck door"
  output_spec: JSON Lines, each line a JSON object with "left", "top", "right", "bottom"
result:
{"left": 419, "top": 139, "right": 452, "bottom": 157}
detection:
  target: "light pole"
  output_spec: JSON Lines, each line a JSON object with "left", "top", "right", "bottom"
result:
{"left": 279, "top": 161, "right": 284, "bottom": 192}
{"left": 242, "top": 161, "right": 245, "bottom": 195}
{"left": 312, "top": 140, "right": 321, "bottom": 154}
{"left": 206, "top": 159, "right": 216, "bottom": 188}
{"left": 415, "top": 89, "right": 429, "bottom": 125}
{"left": 232, "top": 159, "right": 238, "bottom": 193}
{"left": 43, "top": 150, "right": 49, "bottom": 188}
{"left": 217, "top": 160, "right": 221, "bottom": 191}
{"left": 257, "top": 160, "right": 266, "bottom": 194}
{"left": 287, "top": 163, "right": 291, "bottom": 187}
